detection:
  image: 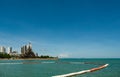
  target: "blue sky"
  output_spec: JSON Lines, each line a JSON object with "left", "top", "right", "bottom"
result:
{"left": 0, "top": 0, "right": 120, "bottom": 58}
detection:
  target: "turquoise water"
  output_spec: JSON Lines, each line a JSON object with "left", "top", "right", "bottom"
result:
{"left": 0, "top": 58, "right": 120, "bottom": 77}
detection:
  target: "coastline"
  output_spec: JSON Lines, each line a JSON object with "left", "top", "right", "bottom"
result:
{"left": 0, "top": 57, "right": 58, "bottom": 60}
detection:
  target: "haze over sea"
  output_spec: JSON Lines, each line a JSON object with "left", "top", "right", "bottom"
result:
{"left": 0, "top": 58, "right": 120, "bottom": 77}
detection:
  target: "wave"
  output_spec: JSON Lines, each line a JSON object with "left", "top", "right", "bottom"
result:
{"left": 0, "top": 63, "right": 22, "bottom": 65}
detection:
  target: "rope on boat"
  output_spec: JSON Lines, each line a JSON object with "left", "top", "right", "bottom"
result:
{"left": 52, "top": 64, "right": 109, "bottom": 77}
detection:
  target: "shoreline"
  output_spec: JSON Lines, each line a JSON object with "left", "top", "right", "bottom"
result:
{"left": 0, "top": 57, "right": 58, "bottom": 60}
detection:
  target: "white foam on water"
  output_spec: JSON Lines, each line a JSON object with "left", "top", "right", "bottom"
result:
{"left": 42, "top": 61, "right": 55, "bottom": 64}
{"left": 0, "top": 63, "right": 23, "bottom": 65}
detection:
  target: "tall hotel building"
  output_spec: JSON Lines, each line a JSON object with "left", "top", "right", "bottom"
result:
{"left": 7, "top": 47, "right": 12, "bottom": 54}
{"left": 0, "top": 46, "right": 6, "bottom": 53}
{"left": 21, "top": 43, "right": 32, "bottom": 55}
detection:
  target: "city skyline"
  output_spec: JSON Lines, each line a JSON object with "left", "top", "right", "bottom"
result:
{"left": 0, "top": 0, "right": 120, "bottom": 58}
{"left": 0, "top": 43, "right": 32, "bottom": 54}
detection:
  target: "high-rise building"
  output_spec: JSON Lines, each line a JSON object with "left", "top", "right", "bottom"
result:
{"left": 7, "top": 47, "right": 12, "bottom": 54}
{"left": 29, "top": 42, "right": 32, "bottom": 49}
{"left": 21, "top": 46, "right": 26, "bottom": 54}
{"left": 21, "top": 42, "right": 32, "bottom": 54}
{"left": 21, "top": 42, "right": 35, "bottom": 58}
{"left": 0, "top": 46, "right": 6, "bottom": 53}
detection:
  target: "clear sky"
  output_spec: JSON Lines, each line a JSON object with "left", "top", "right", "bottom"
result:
{"left": 0, "top": 0, "right": 120, "bottom": 58}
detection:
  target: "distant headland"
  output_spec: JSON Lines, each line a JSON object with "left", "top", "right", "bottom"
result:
{"left": 0, "top": 42, "right": 58, "bottom": 60}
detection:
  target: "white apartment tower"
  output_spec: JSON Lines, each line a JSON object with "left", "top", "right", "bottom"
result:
{"left": 27, "top": 42, "right": 32, "bottom": 49}
{"left": 21, "top": 42, "right": 32, "bottom": 54}
{"left": 0, "top": 46, "right": 6, "bottom": 53}
{"left": 7, "top": 47, "right": 12, "bottom": 54}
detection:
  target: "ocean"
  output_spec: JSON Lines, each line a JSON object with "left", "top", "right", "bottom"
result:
{"left": 0, "top": 58, "right": 120, "bottom": 77}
